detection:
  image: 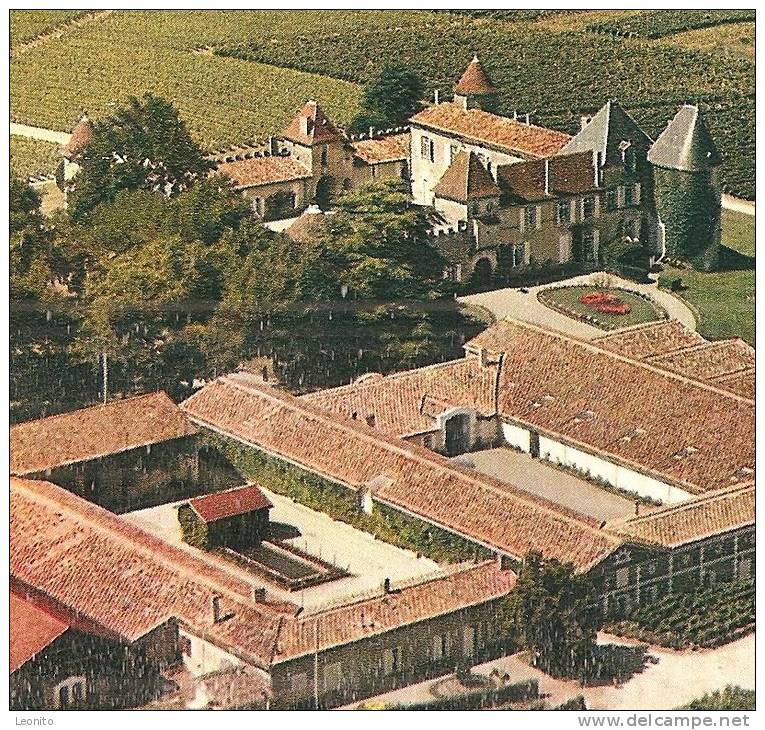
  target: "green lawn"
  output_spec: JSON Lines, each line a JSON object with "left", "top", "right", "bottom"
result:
{"left": 10, "top": 135, "right": 62, "bottom": 180}
{"left": 538, "top": 285, "right": 666, "bottom": 330}
{"left": 659, "top": 209, "right": 755, "bottom": 345}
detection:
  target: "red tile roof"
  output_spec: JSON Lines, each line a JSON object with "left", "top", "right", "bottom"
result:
{"left": 274, "top": 562, "right": 514, "bottom": 662}
{"left": 647, "top": 339, "right": 755, "bottom": 384}
{"left": 497, "top": 151, "right": 599, "bottom": 202}
{"left": 433, "top": 150, "right": 501, "bottom": 202}
{"left": 10, "top": 392, "right": 198, "bottom": 476}
{"left": 303, "top": 357, "right": 499, "bottom": 437}
{"left": 466, "top": 319, "right": 755, "bottom": 494}
{"left": 10, "top": 592, "right": 70, "bottom": 672}
{"left": 216, "top": 156, "right": 310, "bottom": 189}
{"left": 189, "top": 484, "right": 272, "bottom": 523}
{"left": 607, "top": 483, "right": 754, "bottom": 548}
{"left": 593, "top": 321, "right": 706, "bottom": 360}
{"left": 63, "top": 115, "right": 94, "bottom": 158}
{"left": 410, "top": 103, "right": 571, "bottom": 159}
{"left": 710, "top": 368, "right": 755, "bottom": 400}
{"left": 280, "top": 101, "right": 345, "bottom": 146}
{"left": 351, "top": 133, "right": 410, "bottom": 164}
{"left": 454, "top": 56, "right": 499, "bottom": 96}
{"left": 182, "top": 374, "right": 623, "bottom": 570}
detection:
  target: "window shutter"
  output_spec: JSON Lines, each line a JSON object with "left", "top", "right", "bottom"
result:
{"left": 634, "top": 182, "right": 641, "bottom": 204}
{"left": 519, "top": 208, "right": 525, "bottom": 234}
{"left": 536, "top": 205, "right": 543, "bottom": 229}
{"left": 579, "top": 198, "right": 585, "bottom": 221}
{"left": 593, "top": 196, "right": 600, "bottom": 218}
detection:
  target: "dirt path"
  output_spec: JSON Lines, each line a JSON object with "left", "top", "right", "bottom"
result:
{"left": 722, "top": 193, "right": 755, "bottom": 216}
{"left": 10, "top": 123, "right": 71, "bottom": 145}
{"left": 11, "top": 10, "right": 114, "bottom": 59}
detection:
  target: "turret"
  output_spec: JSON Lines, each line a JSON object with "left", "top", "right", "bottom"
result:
{"left": 453, "top": 55, "right": 500, "bottom": 113}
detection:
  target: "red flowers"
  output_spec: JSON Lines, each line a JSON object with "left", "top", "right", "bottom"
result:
{"left": 580, "top": 291, "right": 631, "bottom": 315}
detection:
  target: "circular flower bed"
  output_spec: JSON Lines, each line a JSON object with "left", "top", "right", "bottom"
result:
{"left": 580, "top": 291, "right": 631, "bottom": 315}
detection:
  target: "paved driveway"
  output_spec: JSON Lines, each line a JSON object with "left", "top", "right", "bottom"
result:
{"left": 463, "top": 448, "right": 637, "bottom": 521}
{"left": 459, "top": 272, "right": 696, "bottom": 339}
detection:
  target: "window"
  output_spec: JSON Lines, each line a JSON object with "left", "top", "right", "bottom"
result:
{"left": 432, "top": 634, "right": 444, "bottom": 661}
{"left": 449, "top": 143, "right": 459, "bottom": 163}
{"left": 582, "top": 196, "right": 598, "bottom": 220}
{"left": 605, "top": 189, "right": 619, "bottom": 212}
{"left": 512, "top": 243, "right": 526, "bottom": 268}
{"left": 624, "top": 145, "right": 637, "bottom": 173}
{"left": 54, "top": 677, "right": 86, "bottom": 709}
{"left": 252, "top": 197, "right": 263, "bottom": 216}
{"left": 420, "top": 136, "right": 430, "bottom": 159}
{"left": 556, "top": 199, "right": 571, "bottom": 225}
{"left": 616, "top": 567, "right": 629, "bottom": 589}
{"left": 524, "top": 206, "right": 538, "bottom": 230}
{"left": 371, "top": 165, "right": 378, "bottom": 179}
{"left": 624, "top": 183, "right": 635, "bottom": 207}
{"left": 321, "top": 145, "right": 328, "bottom": 167}
{"left": 383, "top": 646, "right": 401, "bottom": 676}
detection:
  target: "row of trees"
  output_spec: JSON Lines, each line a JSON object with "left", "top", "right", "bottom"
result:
{"left": 10, "top": 94, "right": 483, "bottom": 421}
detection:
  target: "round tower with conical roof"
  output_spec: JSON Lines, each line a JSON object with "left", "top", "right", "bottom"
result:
{"left": 453, "top": 55, "right": 500, "bottom": 113}
{"left": 648, "top": 105, "right": 722, "bottom": 270}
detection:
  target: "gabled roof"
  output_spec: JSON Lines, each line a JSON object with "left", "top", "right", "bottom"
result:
{"left": 593, "top": 320, "right": 706, "bottom": 360}
{"left": 559, "top": 100, "right": 652, "bottom": 166}
{"left": 433, "top": 150, "right": 501, "bottom": 202}
{"left": 648, "top": 105, "right": 722, "bottom": 172}
{"left": 280, "top": 100, "right": 345, "bottom": 146}
{"left": 63, "top": 114, "right": 94, "bottom": 158}
{"left": 497, "top": 151, "right": 599, "bottom": 203}
{"left": 216, "top": 156, "right": 310, "bottom": 189}
{"left": 607, "top": 483, "right": 754, "bottom": 548}
{"left": 189, "top": 483, "right": 272, "bottom": 523}
{"left": 410, "top": 103, "right": 571, "bottom": 159}
{"left": 10, "top": 592, "right": 70, "bottom": 672}
{"left": 454, "top": 55, "right": 499, "bottom": 96}
{"left": 351, "top": 133, "right": 410, "bottom": 164}
{"left": 10, "top": 392, "right": 198, "bottom": 476}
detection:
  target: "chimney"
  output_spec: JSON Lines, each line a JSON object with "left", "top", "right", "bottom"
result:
{"left": 369, "top": 126, "right": 374, "bottom": 139}
{"left": 383, "top": 577, "right": 392, "bottom": 594}
{"left": 524, "top": 113, "right": 530, "bottom": 125}
{"left": 477, "top": 346, "right": 489, "bottom": 368}
{"left": 434, "top": 89, "right": 440, "bottom": 105}
{"left": 512, "top": 110, "right": 518, "bottom": 120}
{"left": 544, "top": 159, "right": 550, "bottom": 196}
{"left": 212, "top": 595, "right": 222, "bottom": 623}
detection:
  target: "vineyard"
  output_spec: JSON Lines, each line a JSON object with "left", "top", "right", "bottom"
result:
{"left": 10, "top": 136, "right": 62, "bottom": 181}
{"left": 9, "top": 10, "right": 755, "bottom": 196}
{"left": 587, "top": 10, "right": 756, "bottom": 39}
{"left": 9, "top": 9, "right": 90, "bottom": 45}
{"left": 605, "top": 579, "right": 754, "bottom": 649}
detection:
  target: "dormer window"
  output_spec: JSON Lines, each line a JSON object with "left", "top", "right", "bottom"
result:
{"left": 731, "top": 466, "right": 754, "bottom": 482}
{"left": 673, "top": 445, "right": 699, "bottom": 460}
{"left": 618, "top": 427, "right": 646, "bottom": 444}
{"left": 572, "top": 409, "right": 596, "bottom": 424}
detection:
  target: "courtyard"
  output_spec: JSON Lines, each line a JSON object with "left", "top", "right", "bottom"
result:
{"left": 460, "top": 447, "right": 639, "bottom": 521}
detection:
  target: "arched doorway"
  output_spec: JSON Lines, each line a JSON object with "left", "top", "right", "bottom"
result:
{"left": 315, "top": 176, "right": 333, "bottom": 211}
{"left": 471, "top": 257, "right": 494, "bottom": 287}
{"left": 445, "top": 413, "right": 471, "bottom": 456}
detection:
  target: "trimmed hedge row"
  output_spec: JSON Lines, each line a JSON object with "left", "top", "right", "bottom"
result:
{"left": 386, "top": 678, "right": 538, "bottom": 710}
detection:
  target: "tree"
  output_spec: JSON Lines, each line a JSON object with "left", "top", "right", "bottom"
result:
{"left": 349, "top": 65, "right": 424, "bottom": 132}
{"left": 69, "top": 93, "right": 212, "bottom": 220}
{"left": 504, "top": 552, "right": 600, "bottom": 680}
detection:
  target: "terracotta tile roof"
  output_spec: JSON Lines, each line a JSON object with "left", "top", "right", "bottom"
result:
{"left": 303, "top": 358, "right": 499, "bottom": 437}
{"left": 455, "top": 56, "right": 499, "bottom": 96}
{"left": 410, "top": 103, "right": 571, "bottom": 159}
{"left": 63, "top": 115, "right": 94, "bottom": 158}
{"left": 710, "top": 368, "right": 755, "bottom": 400}
{"left": 646, "top": 339, "right": 755, "bottom": 384}
{"left": 189, "top": 484, "right": 272, "bottom": 523}
{"left": 10, "top": 592, "right": 70, "bottom": 672}
{"left": 351, "top": 133, "right": 410, "bottom": 164}
{"left": 466, "top": 320, "right": 755, "bottom": 494}
{"left": 497, "top": 151, "right": 599, "bottom": 203}
{"left": 607, "top": 483, "right": 754, "bottom": 548}
{"left": 216, "top": 156, "right": 310, "bottom": 190}
{"left": 593, "top": 321, "right": 706, "bottom": 361}
{"left": 273, "top": 562, "right": 514, "bottom": 662}
{"left": 433, "top": 150, "right": 501, "bottom": 202}
{"left": 10, "top": 392, "right": 198, "bottom": 476}
{"left": 11, "top": 477, "right": 288, "bottom": 668}
{"left": 280, "top": 100, "right": 345, "bottom": 146}
{"left": 182, "top": 375, "right": 623, "bottom": 570}
{"left": 284, "top": 205, "right": 326, "bottom": 243}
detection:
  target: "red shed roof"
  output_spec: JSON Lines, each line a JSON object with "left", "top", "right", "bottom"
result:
{"left": 189, "top": 484, "right": 272, "bottom": 523}
{"left": 10, "top": 592, "right": 70, "bottom": 672}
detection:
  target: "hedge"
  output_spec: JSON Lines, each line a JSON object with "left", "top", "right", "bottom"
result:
{"left": 385, "top": 678, "right": 538, "bottom": 710}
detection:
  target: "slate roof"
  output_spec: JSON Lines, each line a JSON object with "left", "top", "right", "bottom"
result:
{"left": 10, "top": 592, "right": 70, "bottom": 672}
{"left": 280, "top": 100, "right": 345, "bottom": 146}
{"left": 433, "top": 151, "right": 502, "bottom": 202}
{"left": 454, "top": 56, "right": 499, "bottom": 96}
{"left": 182, "top": 373, "right": 624, "bottom": 570}
{"left": 648, "top": 105, "right": 722, "bottom": 172}
{"left": 466, "top": 319, "right": 755, "bottom": 494}
{"left": 497, "top": 151, "right": 599, "bottom": 203}
{"left": 189, "top": 484, "right": 272, "bottom": 523}
{"left": 607, "top": 483, "right": 754, "bottom": 548}
{"left": 351, "top": 133, "right": 410, "bottom": 164}
{"left": 559, "top": 100, "right": 652, "bottom": 166}
{"left": 411, "top": 103, "right": 571, "bottom": 159}
{"left": 216, "top": 156, "right": 311, "bottom": 190}
{"left": 10, "top": 392, "right": 198, "bottom": 476}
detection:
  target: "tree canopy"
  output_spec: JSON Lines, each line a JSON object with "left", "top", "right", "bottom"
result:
{"left": 348, "top": 64, "right": 424, "bottom": 133}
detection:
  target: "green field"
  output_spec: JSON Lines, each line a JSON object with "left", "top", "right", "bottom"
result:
{"left": 10, "top": 10, "right": 754, "bottom": 195}
{"left": 10, "top": 136, "right": 62, "bottom": 180}
{"left": 538, "top": 285, "right": 665, "bottom": 330}
{"left": 660, "top": 209, "right": 755, "bottom": 345}
{"left": 10, "top": 9, "right": 91, "bottom": 45}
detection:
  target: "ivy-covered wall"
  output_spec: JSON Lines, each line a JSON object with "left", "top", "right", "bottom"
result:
{"left": 177, "top": 504, "right": 209, "bottom": 549}
{"left": 201, "top": 430, "right": 492, "bottom": 564}
{"left": 654, "top": 166, "right": 721, "bottom": 271}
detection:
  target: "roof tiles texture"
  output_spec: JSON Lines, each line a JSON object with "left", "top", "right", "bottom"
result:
{"left": 189, "top": 484, "right": 272, "bottom": 523}
{"left": 497, "top": 151, "right": 598, "bottom": 202}
{"left": 10, "top": 392, "right": 198, "bottom": 476}
{"left": 280, "top": 101, "right": 345, "bottom": 146}
{"left": 454, "top": 58, "right": 499, "bottom": 96}
{"left": 433, "top": 150, "right": 502, "bottom": 202}
{"left": 411, "top": 103, "right": 571, "bottom": 159}
{"left": 10, "top": 592, "right": 70, "bottom": 672}
{"left": 351, "top": 133, "right": 410, "bottom": 164}
{"left": 216, "top": 156, "right": 310, "bottom": 189}
{"left": 593, "top": 321, "right": 706, "bottom": 360}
